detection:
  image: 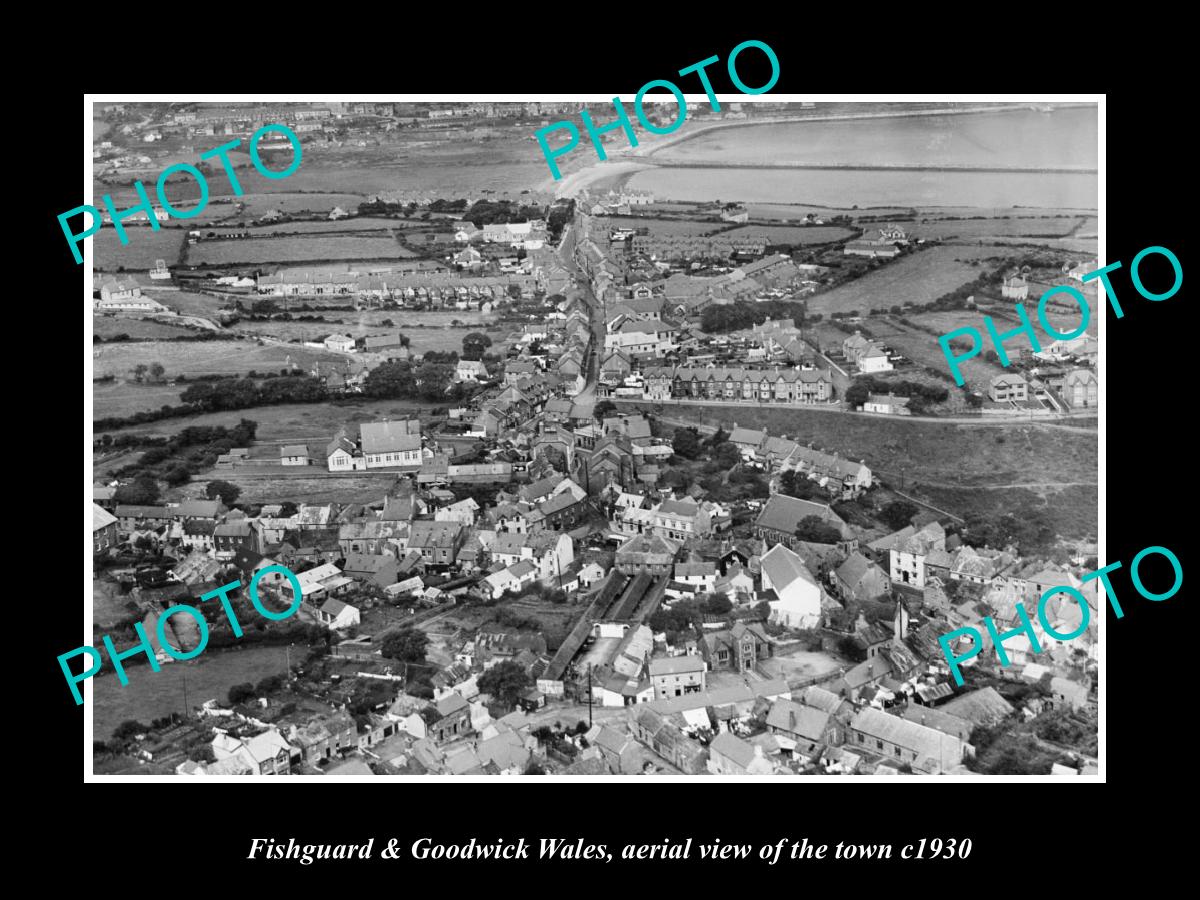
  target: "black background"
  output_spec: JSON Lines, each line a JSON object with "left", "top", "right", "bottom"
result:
{"left": 42, "top": 26, "right": 1190, "bottom": 882}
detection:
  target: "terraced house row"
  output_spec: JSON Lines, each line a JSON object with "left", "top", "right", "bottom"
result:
{"left": 641, "top": 365, "right": 835, "bottom": 404}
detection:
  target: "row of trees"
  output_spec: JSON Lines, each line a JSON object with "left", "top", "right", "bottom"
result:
{"left": 180, "top": 375, "right": 330, "bottom": 412}
{"left": 844, "top": 376, "right": 949, "bottom": 413}
{"left": 699, "top": 300, "right": 805, "bottom": 334}
{"left": 361, "top": 360, "right": 473, "bottom": 402}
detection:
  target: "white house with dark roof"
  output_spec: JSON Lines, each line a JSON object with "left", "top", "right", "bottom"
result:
{"left": 318, "top": 597, "right": 361, "bottom": 630}
{"left": 280, "top": 444, "right": 315, "bottom": 466}
{"left": 648, "top": 655, "right": 707, "bottom": 700}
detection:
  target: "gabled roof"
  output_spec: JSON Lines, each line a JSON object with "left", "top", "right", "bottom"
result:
{"left": 755, "top": 494, "right": 850, "bottom": 538}
{"left": 760, "top": 543, "right": 819, "bottom": 591}
{"left": 93, "top": 503, "right": 118, "bottom": 531}
{"left": 360, "top": 419, "right": 421, "bottom": 455}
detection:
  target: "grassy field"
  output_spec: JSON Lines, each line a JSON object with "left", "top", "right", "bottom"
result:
{"left": 806, "top": 245, "right": 1010, "bottom": 315}
{"left": 718, "top": 224, "right": 855, "bottom": 245}
{"left": 203, "top": 217, "right": 408, "bottom": 236}
{"left": 864, "top": 314, "right": 1011, "bottom": 392}
{"left": 92, "top": 339, "right": 343, "bottom": 381}
{"left": 194, "top": 468, "right": 401, "bottom": 506}
{"left": 918, "top": 484, "right": 1098, "bottom": 543}
{"left": 92, "top": 644, "right": 293, "bottom": 740}
{"left": 230, "top": 320, "right": 494, "bottom": 354}
{"left": 150, "top": 289, "right": 234, "bottom": 318}
{"left": 98, "top": 397, "right": 443, "bottom": 441}
{"left": 228, "top": 192, "right": 368, "bottom": 217}
{"left": 94, "top": 225, "right": 188, "bottom": 271}
{"left": 188, "top": 234, "right": 414, "bottom": 266}
{"left": 597, "top": 216, "right": 723, "bottom": 236}
{"left": 93, "top": 315, "right": 197, "bottom": 340}
{"left": 908, "top": 217, "right": 1084, "bottom": 240}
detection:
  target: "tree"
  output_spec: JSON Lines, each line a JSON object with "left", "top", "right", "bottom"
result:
{"left": 845, "top": 379, "right": 871, "bottom": 408}
{"left": 279, "top": 501, "right": 299, "bottom": 518}
{"left": 714, "top": 442, "right": 741, "bottom": 468}
{"left": 837, "top": 635, "right": 867, "bottom": 662}
{"left": 381, "top": 628, "right": 428, "bottom": 663}
{"left": 148, "top": 362, "right": 166, "bottom": 383}
{"left": 593, "top": 400, "right": 616, "bottom": 421}
{"left": 206, "top": 480, "right": 241, "bottom": 506}
{"left": 794, "top": 515, "right": 842, "bottom": 544}
{"left": 672, "top": 427, "right": 701, "bottom": 460}
{"left": 115, "top": 475, "right": 160, "bottom": 505}
{"left": 227, "top": 682, "right": 256, "bottom": 705}
{"left": 112, "top": 720, "right": 148, "bottom": 741}
{"left": 131, "top": 364, "right": 148, "bottom": 383}
{"left": 256, "top": 674, "right": 285, "bottom": 695}
{"left": 879, "top": 500, "right": 919, "bottom": 531}
{"left": 164, "top": 465, "right": 191, "bottom": 486}
{"left": 462, "top": 332, "right": 493, "bottom": 361}
{"left": 704, "top": 592, "right": 732, "bottom": 615}
{"left": 478, "top": 659, "right": 533, "bottom": 708}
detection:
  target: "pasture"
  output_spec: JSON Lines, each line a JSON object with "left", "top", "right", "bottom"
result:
{"left": 718, "top": 224, "right": 854, "bottom": 245}
{"left": 93, "top": 315, "right": 197, "bottom": 341}
{"left": 188, "top": 234, "right": 415, "bottom": 266}
{"left": 908, "top": 216, "right": 1085, "bottom": 240}
{"left": 91, "top": 338, "right": 344, "bottom": 381}
{"left": 93, "top": 225, "right": 187, "bottom": 271}
{"left": 805, "top": 245, "right": 1010, "bottom": 315}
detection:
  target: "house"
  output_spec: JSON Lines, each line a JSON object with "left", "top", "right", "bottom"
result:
{"left": 700, "top": 622, "right": 772, "bottom": 673}
{"left": 288, "top": 712, "right": 357, "bottom": 765}
{"left": 316, "top": 597, "right": 360, "bottom": 630}
{"left": 875, "top": 521, "right": 946, "bottom": 589}
{"left": 285, "top": 562, "right": 353, "bottom": 605}
{"left": 1063, "top": 368, "right": 1098, "bottom": 408}
{"left": 456, "top": 359, "right": 488, "bottom": 382}
{"left": 648, "top": 656, "right": 707, "bottom": 700}
{"left": 834, "top": 551, "right": 891, "bottom": 603}
{"left": 116, "top": 504, "right": 171, "bottom": 532}
{"left": 279, "top": 444, "right": 315, "bottom": 466}
{"left": 211, "top": 729, "right": 292, "bottom": 776}
{"left": 847, "top": 707, "right": 968, "bottom": 773}
{"left": 615, "top": 532, "right": 678, "bottom": 575}
{"left": 93, "top": 504, "right": 118, "bottom": 556}
{"left": 589, "top": 725, "right": 642, "bottom": 774}
{"left": 426, "top": 693, "right": 474, "bottom": 743}
{"left": 1001, "top": 275, "right": 1029, "bottom": 300}
{"left": 989, "top": 374, "right": 1029, "bottom": 403}
{"left": 628, "top": 706, "right": 708, "bottom": 774}
{"left": 707, "top": 731, "right": 774, "bottom": 775}
{"left": 213, "top": 521, "right": 255, "bottom": 559}
{"left": 862, "top": 393, "right": 911, "bottom": 416}
{"left": 341, "top": 552, "right": 399, "bottom": 587}
{"left": 938, "top": 687, "right": 1015, "bottom": 727}
{"left": 407, "top": 521, "right": 465, "bottom": 568}
{"left": 1050, "top": 676, "right": 1091, "bottom": 711}
{"left": 323, "top": 334, "right": 356, "bottom": 353}
{"left": 759, "top": 543, "right": 823, "bottom": 629}
{"left": 766, "top": 699, "right": 841, "bottom": 755}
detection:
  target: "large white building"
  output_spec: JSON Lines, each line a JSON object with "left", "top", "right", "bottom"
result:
{"left": 327, "top": 420, "right": 422, "bottom": 471}
{"left": 603, "top": 318, "right": 678, "bottom": 358}
{"left": 759, "top": 543, "right": 823, "bottom": 629}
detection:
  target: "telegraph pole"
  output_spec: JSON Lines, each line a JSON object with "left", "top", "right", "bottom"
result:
{"left": 182, "top": 670, "right": 189, "bottom": 721}
{"left": 587, "top": 664, "right": 594, "bottom": 728}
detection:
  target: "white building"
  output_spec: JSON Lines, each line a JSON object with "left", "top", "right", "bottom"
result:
{"left": 759, "top": 543, "right": 822, "bottom": 629}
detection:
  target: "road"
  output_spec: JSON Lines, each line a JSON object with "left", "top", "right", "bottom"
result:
{"left": 556, "top": 217, "right": 604, "bottom": 405}
{"left": 614, "top": 397, "right": 1098, "bottom": 430}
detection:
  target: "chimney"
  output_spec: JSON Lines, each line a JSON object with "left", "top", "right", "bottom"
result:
{"left": 753, "top": 744, "right": 764, "bottom": 759}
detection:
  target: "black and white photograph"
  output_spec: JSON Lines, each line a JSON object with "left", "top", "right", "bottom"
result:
{"left": 83, "top": 95, "right": 1103, "bottom": 781}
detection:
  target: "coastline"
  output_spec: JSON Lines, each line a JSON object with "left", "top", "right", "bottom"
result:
{"left": 541, "top": 102, "right": 1096, "bottom": 199}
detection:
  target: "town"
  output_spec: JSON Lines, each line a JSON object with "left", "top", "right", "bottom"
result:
{"left": 89, "top": 99, "right": 1099, "bottom": 777}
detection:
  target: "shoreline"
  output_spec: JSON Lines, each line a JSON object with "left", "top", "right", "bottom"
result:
{"left": 544, "top": 103, "right": 1097, "bottom": 200}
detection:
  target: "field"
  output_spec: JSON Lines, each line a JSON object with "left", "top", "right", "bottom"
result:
{"left": 863, "top": 314, "right": 1011, "bottom": 393}
{"left": 718, "top": 224, "right": 855, "bottom": 245}
{"left": 93, "top": 225, "right": 188, "bottom": 271}
{"left": 93, "top": 315, "right": 197, "bottom": 340}
{"left": 98, "top": 397, "right": 443, "bottom": 441}
{"left": 203, "top": 217, "right": 409, "bottom": 236}
{"left": 806, "top": 245, "right": 1010, "bottom": 315}
{"left": 150, "top": 289, "right": 234, "bottom": 318}
{"left": 188, "top": 234, "right": 414, "bottom": 265}
{"left": 92, "top": 644, "right": 293, "bottom": 740}
{"left": 231, "top": 319, "right": 495, "bottom": 354}
{"left": 92, "top": 338, "right": 343, "bottom": 381}
{"left": 908, "top": 216, "right": 1085, "bottom": 240}
{"left": 596, "top": 216, "right": 723, "bottom": 236}
{"left": 192, "top": 468, "right": 402, "bottom": 506}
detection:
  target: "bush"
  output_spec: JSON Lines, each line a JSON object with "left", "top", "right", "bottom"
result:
{"left": 227, "top": 682, "right": 256, "bottom": 705}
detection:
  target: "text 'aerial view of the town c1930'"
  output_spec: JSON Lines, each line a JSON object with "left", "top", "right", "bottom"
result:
{"left": 87, "top": 98, "right": 1099, "bottom": 779}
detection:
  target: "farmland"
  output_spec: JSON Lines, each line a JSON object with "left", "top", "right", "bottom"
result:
{"left": 806, "top": 245, "right": 1011, "bottom": 315}
{"left": 92, "top": 338, "right": 343, "bottom": 381}
{"left": 908, "top": 216, "right": 1085, "bottom": 240}
{"left": 232, "top": 320, "right": 496, "bottom": 355}
{"left": 94, "top": 225, "right": 188, "bottom": 271}
{"left": 93, "top": 315, "right": 198, "bottom": 341}
{"left": 186, "top": 467, "right": 402, "bottom": 507}
{"left": 718, "top": 224, "right": 855, "bottom": 245}
{"left": 93, "top": 379, "right": 185, "bottom": 419}
{"left": 744, "top": 203, "right": 914, "bottom": 221}
{"left": 202, "top": 217, "right": 409, "bottom": 236}
{"left": 150, "top": 289, "right": 234, "bottom": 318}
{"left": 596, "top": 216, "right": 723, "bottom": 236}
{"left": 188, "top": 234, "right": 415, "bottom": 266}
{"left": 863, "top": 314, "right": 1011, "bottom": 393}
{"left": 97, "top": 397, "right": 444, "bottom": 441}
